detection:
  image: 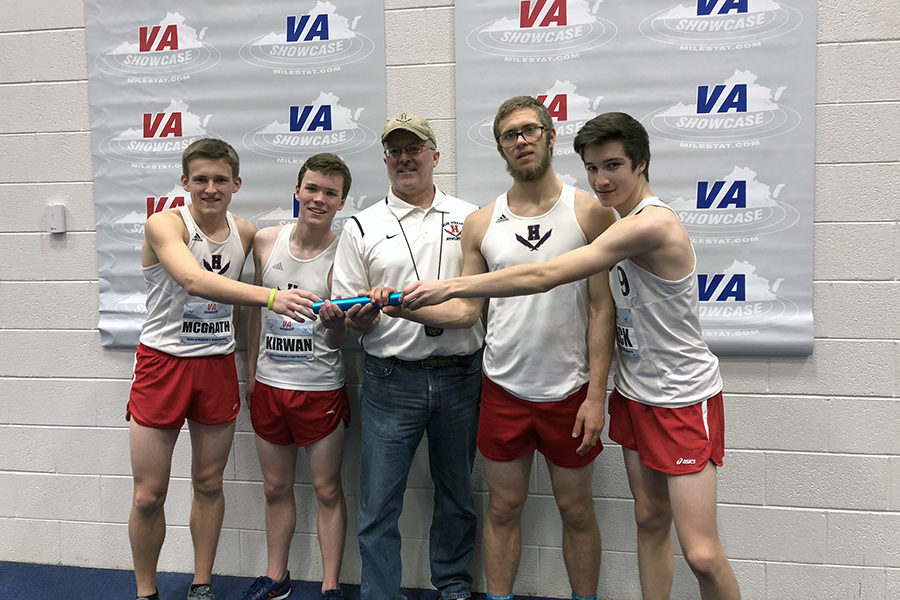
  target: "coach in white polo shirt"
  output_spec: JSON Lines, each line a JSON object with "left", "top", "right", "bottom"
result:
{"left": 331, "top": 113, "right": 484, "bottom": 600}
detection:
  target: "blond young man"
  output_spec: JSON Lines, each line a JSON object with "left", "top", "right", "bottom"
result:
{"left": 128, "top": 139, "right": 318, "bottom": 600}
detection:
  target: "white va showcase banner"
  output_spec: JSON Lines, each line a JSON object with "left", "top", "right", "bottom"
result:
{"left": 455, "top": 0, "right": 814, "bottom": 355}
{"left": 86, "top": 1, "right": 387, "bottom": 347}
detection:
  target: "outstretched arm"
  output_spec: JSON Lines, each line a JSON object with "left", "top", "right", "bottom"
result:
{"left": 402, "top": 213, "right": 660, "bottom": 308}
{"left": 402, "top": 241, "right": 599, "bottom": 308}
{"left": 144, "top": 211, "right": 318, "bottom": 320}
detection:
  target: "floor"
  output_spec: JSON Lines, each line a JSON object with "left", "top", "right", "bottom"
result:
{"left": 0, "top": 561, "right": 556, "bottom": 599}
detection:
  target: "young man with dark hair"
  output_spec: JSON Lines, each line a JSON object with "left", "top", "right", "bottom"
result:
{"left": 241, "top": 153, "right": 353, "bottom": 600}
{"left": 403, "top": 112, "right": 741, "bottom": 600}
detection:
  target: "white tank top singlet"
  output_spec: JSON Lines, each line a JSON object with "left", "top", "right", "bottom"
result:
{"left": 254, "top": 224, "right": 344, "bottom": 391}
{"left": 480, "top": 183, "right": 590, "bottom": 402}
{"left": 139, "top": 206, "right": 246, "bottom": 357}
{"left": 610, "top": 197, "right": 722, "bottom": 407}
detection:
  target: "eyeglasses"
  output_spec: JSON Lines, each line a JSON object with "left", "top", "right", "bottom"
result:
{"left": 383, "top": 143, "right": 435, "bottom": 159}
{"left": 496, "top": 125, "right": 547, "bottom": 149}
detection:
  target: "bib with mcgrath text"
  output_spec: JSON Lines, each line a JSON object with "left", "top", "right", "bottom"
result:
{"left": 181, "top": 302, "right": 233, "bottom": 344}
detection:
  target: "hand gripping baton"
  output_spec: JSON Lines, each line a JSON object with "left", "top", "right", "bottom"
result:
{"left": 311, "top": 292, "right": 403, "bottom": 314}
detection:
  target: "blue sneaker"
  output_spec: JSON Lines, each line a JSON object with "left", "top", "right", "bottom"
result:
{"left": 320, "top": 589, "right": 343, "bottom": 599}
{"left": 241, "top": 572, "right": 292, "bottom": 600}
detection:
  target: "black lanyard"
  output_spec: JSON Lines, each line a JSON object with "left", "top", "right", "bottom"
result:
{"left": 385, "top": 196, "right": 445, "bottom": 337}
{"left": 384, "top": 196, "right": 444, "bottom": 281}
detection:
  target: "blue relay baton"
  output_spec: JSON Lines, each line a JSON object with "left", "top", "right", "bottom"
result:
{"left": 312, "top": 291, "right": 403, "bottom": 314}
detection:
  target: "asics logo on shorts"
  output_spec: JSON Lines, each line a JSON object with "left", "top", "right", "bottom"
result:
{"left": 676, "top": 457, "right": 697, "bottom": 465}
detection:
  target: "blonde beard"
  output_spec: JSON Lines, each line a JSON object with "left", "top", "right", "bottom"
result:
{"left": 505, "top": 141, "right": 553, "bottom": 182}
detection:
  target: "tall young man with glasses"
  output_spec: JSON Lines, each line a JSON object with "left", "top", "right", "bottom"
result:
{"left": 380, "top": 97, "right": 617, "bottom": 600}
{"left": 331, "top": 113, "right": 485, "bottom": 600}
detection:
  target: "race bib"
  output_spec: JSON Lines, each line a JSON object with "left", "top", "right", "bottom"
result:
{"left": 615, "top": 307, "right": 639, "bottom": 358}
{"left": 181, "top": 301, "right": 233, "bottom": 344}
{"left": 264, "top": 315, "right": 314, "bottom": 362}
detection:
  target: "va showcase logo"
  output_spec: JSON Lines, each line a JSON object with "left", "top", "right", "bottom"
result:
{"left": 251, "top": 206, "right": 295, "bottom": 231}
{"left": 466, "top": 80, "right": 603, "bottom": 154}
{"left": 98, "top": 100, "right": 215, "bottom": 169}
{"left": 104, "top": 185, "right": 187, "bottom": 248}
{"left": 698, "top": 259, "right": 798, "bottom": 335}
{"left": 465, "top": 0, "right": 616, "bottom": 62}
{"left": 668, "top": 166, "right": 800, "bottom": 244}
{"left": 94, "top": 12, "right": 220, "bottom": 83}
{"left": 640, "top": 0, "right": 803, "bottom": 51}
{"left": 240, "top": 1, "right": 375, "bottom": 75}
{"left": 645, "top": 69, "right": 800, "bottom": 148}
{"left": 243, "top": 92, "right": 376, "bottom": 163}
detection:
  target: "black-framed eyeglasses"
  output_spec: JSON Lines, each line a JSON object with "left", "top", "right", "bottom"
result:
{"left": 496, "top": 125, "right": 547, "bottom": 149}
{"left": 383, "top": 143, "right": 436, "bottom": 159}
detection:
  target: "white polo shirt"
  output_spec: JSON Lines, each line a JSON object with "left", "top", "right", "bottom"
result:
{"left": 332, "top": 187, "right": 484, "bottom": 361}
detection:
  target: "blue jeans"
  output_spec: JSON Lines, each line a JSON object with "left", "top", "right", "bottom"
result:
{"left": 358, "top": 351, "right": 482, "bottom": 600}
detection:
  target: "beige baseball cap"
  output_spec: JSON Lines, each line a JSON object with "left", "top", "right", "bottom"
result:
{"left": 381, "top": 113, "right": 436, "bottom": 145}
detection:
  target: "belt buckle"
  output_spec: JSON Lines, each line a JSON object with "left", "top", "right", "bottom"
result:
{"left": 423, "top": 356, "right": 454, "bottom": 368}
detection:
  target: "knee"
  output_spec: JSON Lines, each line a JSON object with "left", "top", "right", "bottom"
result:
{"left": 312, "top": 476, "right": 343, "bottom": 507}
{"left": 682, "top": 541, "right": 726, "bottom": 579}
{"left": 133, "top": 485, "right": 167, "bottom": 516}
{"left": 557, "top": 496, "right": 597, "bottom": 531}
{"left": 633, "top": 499, "right": 671, "bottom": 534}
{"left": 262, "top": 476, "right": 294, "bottom": 504}
{"left": 191, "top": 472, "right": 224, "bottom": 500}
{"left": 488, "top": 494, "right": 526, "bottom": 527}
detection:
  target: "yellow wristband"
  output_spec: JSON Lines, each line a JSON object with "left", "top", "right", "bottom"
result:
{"left": 267, "top": 288, "right": 276, "bottom": 311}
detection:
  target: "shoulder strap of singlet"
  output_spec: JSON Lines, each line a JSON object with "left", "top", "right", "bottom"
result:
{"left": 622, "top": 196, "right": 669, "bottom": 219}
{"left": 178, "top": 205, "right": 200, "bottom": 238}
{"left": 559, "top": 182, "right": 575, "bottom": 207}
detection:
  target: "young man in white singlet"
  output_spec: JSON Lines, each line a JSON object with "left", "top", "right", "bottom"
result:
{"left": 241, "top": 154, "right": 352, "bottom": 600}
{"left": 402, "top": 113, "right": 741, "bottom": 600}
{"left": 378, "top": 97, "right": 616, "bottom": 600}
{"left": 127, "top": 139, "right": 319, "bottom": 600}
